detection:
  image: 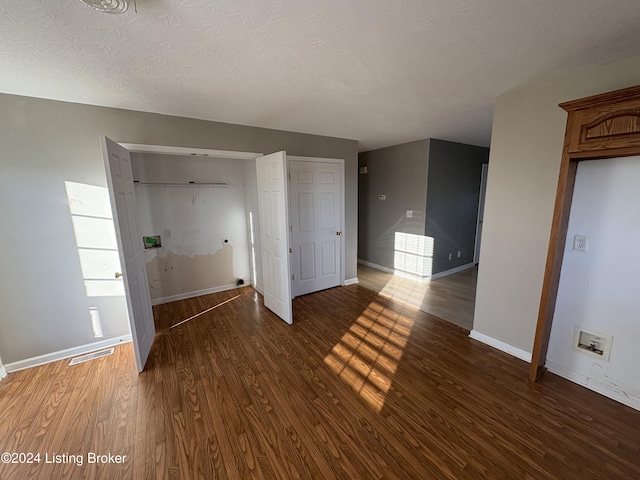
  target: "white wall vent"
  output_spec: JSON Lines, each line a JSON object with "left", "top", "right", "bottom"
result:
{"left": 69, "top": 348, "right": 115, "bottom": 366}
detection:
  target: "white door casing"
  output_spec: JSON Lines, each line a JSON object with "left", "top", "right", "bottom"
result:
{"left": 101, "top": 137, "right": 156, "bottom": 372}
{"left": 289, "top": 159, "right": 343, "bottom": 297}
{"left": 256, "top": 151, "right": 293, "bottom": 324}
{"left": 473, "top": 163, "right": 489, "bottom": 264}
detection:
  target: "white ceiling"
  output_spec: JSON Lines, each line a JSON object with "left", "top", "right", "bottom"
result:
{"left": 2, "top": 1, "right": 640, "bottom": 151}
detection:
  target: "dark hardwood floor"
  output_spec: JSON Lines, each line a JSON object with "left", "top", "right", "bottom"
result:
{"left": 1, "top": 285, "right": 639, "bottom": 479}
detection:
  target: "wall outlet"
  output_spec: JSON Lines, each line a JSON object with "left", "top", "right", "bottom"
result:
{"left": 457, "top": 251, "right": 461, "bottom": 258}
{"left": 573, "top": 235, "right": 587, "bottom": 252}
{"left": 448, "top": 253, "right": 452, "bottom": 260}
{"left": 406, "top": 210, "right": 413, "bottom": 218}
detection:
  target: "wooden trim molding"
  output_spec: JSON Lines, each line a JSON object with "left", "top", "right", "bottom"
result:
{"left": 530, "top": 84, "right": 640, "bottom": 382}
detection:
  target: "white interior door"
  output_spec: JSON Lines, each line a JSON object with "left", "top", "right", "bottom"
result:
{"left": 473, "top": 163, "right": 489, "bottom": 264}
{"left": 290, "top": 159, "right": 343, "bottom": 297}
{"left": 256, "top": 151, "right": 293, "bottom": 324}
{"left": 101, "top": 137, "right": 156, "bottom": 372}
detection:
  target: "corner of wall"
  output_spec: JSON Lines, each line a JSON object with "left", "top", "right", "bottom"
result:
{"left": 469, "top": 330, "right": 532, "bottom": 363}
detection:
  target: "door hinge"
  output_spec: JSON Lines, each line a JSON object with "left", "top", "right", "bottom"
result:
{"left": 290, "top": 224, "right": 292, "bottom": 232}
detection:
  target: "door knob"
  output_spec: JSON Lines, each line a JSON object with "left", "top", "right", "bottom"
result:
{"left": 115, "top": 272, "right": 123, "bottom": 279}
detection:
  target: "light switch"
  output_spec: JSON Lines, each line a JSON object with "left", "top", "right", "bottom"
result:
{"left": 378, "top": 194, "right": 386, "bottom": 200}
{"left": 406, "top": 210, "right": 413, "bottom": 218}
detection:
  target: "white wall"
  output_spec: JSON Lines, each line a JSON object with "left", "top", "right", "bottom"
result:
{"left": 473, "top": 53, "right": 640, "bottom": 355}
{"left": 132, "top": 154, "right": 251, "bottom": 303}
{"left": 546, "top": 157, "right": 640, "bottom": 410}
{"left": 243, "top": 159, "right": 263, "bottom": 292}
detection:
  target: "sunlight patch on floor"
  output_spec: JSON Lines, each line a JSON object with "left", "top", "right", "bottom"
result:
{"left": 170, "top": 294, "right": 242, "bottom": 329}
{"left": 379, "top": 276, "right": 433, "bottom": 311}
{"left": 324, "top": 301, "right": 414, "bottom": 412}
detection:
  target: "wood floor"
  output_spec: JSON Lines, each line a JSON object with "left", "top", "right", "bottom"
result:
{"left": 357, "top": 264, "right": 477, "bottom": 330}
{"left": 1, "top": 285, "right": 639, "bottom": 479}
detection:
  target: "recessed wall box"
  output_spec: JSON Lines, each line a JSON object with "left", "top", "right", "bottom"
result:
{"left": 573, "top": 327, "right": 613, "bottom": 361}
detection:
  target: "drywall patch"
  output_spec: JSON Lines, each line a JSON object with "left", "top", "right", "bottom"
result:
{"left": 146, "top": 245, "right": 234, "bottom": 300}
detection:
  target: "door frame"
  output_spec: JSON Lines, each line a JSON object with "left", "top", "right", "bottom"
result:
{"left": 473, "top": 163, "right": 489, "bottom": 265}
{"left": 287, "top": 156, "right": 346, "bottom": 294}
{"left": 530, "top": 84, "right": 640, "bottom": 382}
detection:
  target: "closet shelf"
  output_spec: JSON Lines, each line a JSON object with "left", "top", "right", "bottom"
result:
{"left": 133, "top": 181, "right": 230, "bottom": 188}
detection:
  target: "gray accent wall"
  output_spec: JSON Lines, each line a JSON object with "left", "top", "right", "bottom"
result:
{"left": 358, "top": 138, "right": 488, "bottom": 277}
{"left": 425, "top": 139, "right": 489, "bottom": 274}
{"left": 0, "top": 93, "right": 358, "bottom": 365}
{"left": 358, "top": 140, "right": 430, "bottom": 269}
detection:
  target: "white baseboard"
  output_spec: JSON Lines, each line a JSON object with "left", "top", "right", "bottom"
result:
{"left": 151, "top": 283, "right": 247, "bottom": 306}
{"left": 546, "top": 361, "right": 640, "bottom": 412}
{"left": 343, "top": 277, "right": 359, "bottom": 286}
{"left": 0, "top": 365, "right": 7, "bottom": 380}
{"left": 469, "top": 330, "right": 532, "bottom": 363}
{"left": 357, "top": 259, "right": 395, "bottom": 274}
{"left": 4, "top": 335, "right": 132, "bottom": 373}
{"left": 431, "top": 263, "right": 475, "bottom": 280}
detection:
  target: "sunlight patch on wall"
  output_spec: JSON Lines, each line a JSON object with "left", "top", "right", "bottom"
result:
{"left": 323, "top": 300, "right": 414, "bottom": 412}
{"left": 249, "top": 211, "right": 258, "bottom": 286}
{"left": 393, "top": 232, "right": 434, "bottom": 281}
{"left": 65, "top": 181, "right": 124, "bottom": 297}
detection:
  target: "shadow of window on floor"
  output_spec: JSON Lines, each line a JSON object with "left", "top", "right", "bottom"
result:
{"left": 324, "top": 300, "right": 414, "bottom": 412}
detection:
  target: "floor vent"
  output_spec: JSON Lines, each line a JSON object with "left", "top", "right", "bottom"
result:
{"left": 69, "top": 348, "right": 115, "bottom": 366}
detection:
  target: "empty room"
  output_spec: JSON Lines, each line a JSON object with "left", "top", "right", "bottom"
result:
{"left": 1, "top": 1, "right": 640, "bottom": 479}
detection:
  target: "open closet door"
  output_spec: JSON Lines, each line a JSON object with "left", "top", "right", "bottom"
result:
{"left": 101, "top": 136, "right": 156, "bottom": 372}
{"left": 256, "top": 151, "right": 293, "bottom": 324}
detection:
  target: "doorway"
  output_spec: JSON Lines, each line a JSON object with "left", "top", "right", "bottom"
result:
{"left": 104, "top": 142, "right": 346, "bottom": 370}
{"left": 104, "top": 140, "right": 261, "bottom": 371}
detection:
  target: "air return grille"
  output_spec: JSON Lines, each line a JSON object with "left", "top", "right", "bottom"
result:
{"left": 69, "top": 348, "right": 115, "bottom": 366}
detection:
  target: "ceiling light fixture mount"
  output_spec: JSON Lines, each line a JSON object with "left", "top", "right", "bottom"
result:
{"left": 77, "top": 0, "right": 129, "bottom": 14}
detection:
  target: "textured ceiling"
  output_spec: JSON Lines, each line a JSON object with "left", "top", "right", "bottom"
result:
{"left": 2, "top": 1, "right": 640, "bottom": 151}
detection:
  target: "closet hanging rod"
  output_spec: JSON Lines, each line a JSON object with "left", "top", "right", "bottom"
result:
{"left": 133, "top": 181, "right": 230, "bottom": 188}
